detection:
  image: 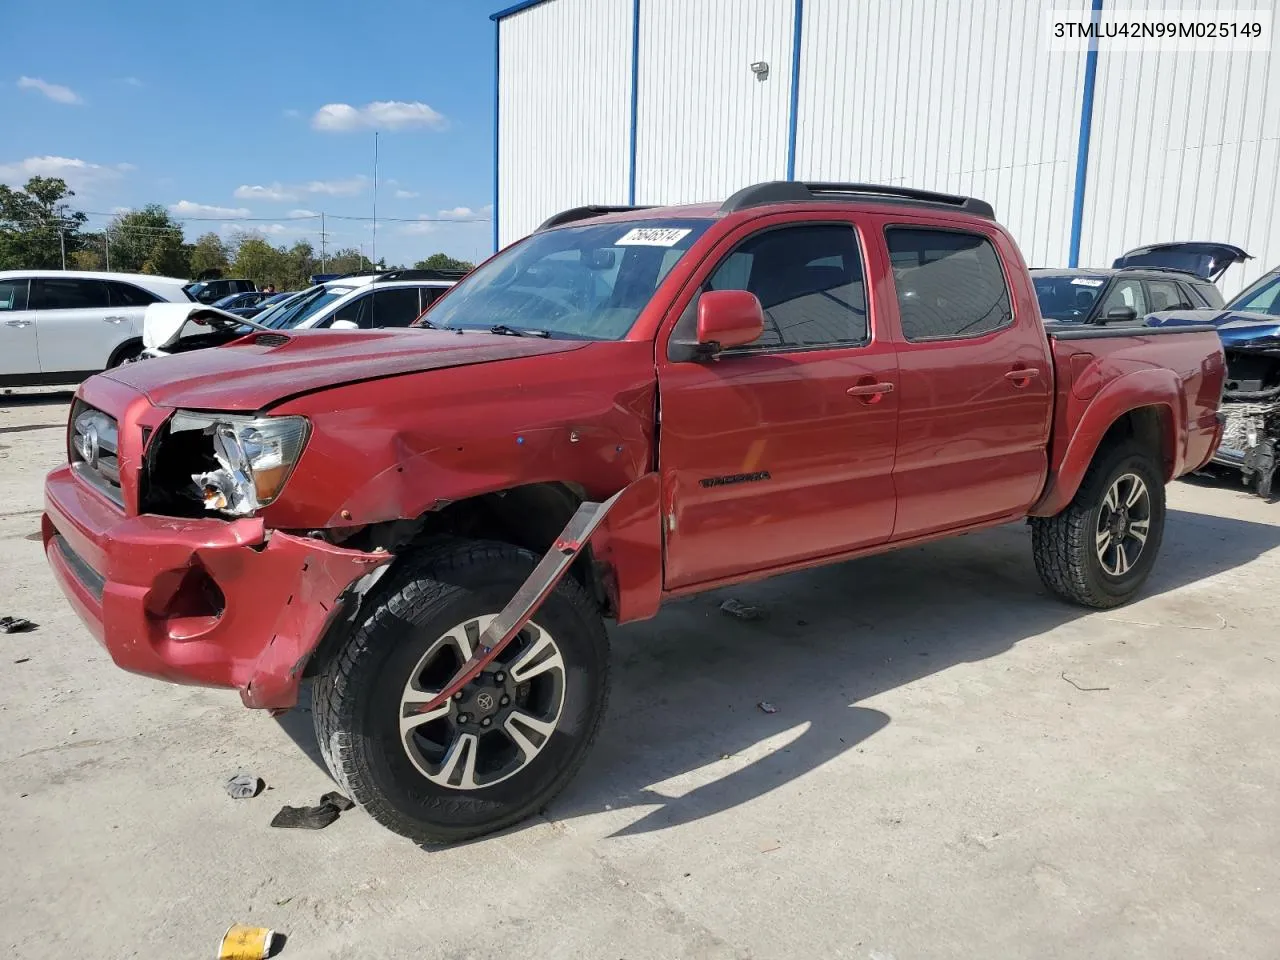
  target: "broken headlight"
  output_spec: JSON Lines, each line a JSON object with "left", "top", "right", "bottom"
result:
{"left": 173, "top": 412, "right": 310, "bottom": 516}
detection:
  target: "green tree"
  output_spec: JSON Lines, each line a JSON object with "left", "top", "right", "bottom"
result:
{"left": 107, "top": 205, "right": 189, "bottom": 275}
{"left": 413, "top": 252, "right": 474, "bottom": 273}
{"left": 189, "top": 232, "right": 231, "bottom": 278}
{"left": 325, "top": 247, "right": 375, "bottom": 275}
{"left": 0, "top": 177, "right": 88, "bottom": 269}
{"left": 281, "top": 240, "right": 318, "bottom": 289}
{"left": 231, "top": 234, "right": 287, "bottom": 285}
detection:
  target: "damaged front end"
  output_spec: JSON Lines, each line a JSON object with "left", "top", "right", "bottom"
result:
{"left": 1216, "top": 339, "right": 1280, "bottom": 499}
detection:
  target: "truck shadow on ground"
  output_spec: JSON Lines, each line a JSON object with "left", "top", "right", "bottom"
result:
{"left": 0, "top": 390, "right": 76, "bottom": 408}
{"left": 276, "top": 507, "right": 1280, "bottom": 840}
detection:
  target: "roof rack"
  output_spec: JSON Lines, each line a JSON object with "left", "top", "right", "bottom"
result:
{"left": 719, "top": 181, "right": 995, "bottom": 219}
{"left": 536, "top": 205, "right": 654, "bottom": 231}
{"left": 326, "top": 267, "right": 470, "bottom": 282}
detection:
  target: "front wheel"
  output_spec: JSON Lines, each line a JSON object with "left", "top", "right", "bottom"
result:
{"left": 312, "top": 541, "right": 610, "bottom": 845}
{"left": 1031, "top": 440, "right": 1167, "bottom": 608}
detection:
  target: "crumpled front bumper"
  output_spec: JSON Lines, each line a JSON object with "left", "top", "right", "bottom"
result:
{"left": 43, "top": 464, "right": 388, "bottom": 710}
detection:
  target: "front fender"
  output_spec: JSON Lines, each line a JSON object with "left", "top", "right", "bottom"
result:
{"left": 1030, "top": 367, "right": 1183, "bottom": 517}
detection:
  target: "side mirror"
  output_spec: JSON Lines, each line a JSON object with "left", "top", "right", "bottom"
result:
{"left": 696, "top": 290, "right": 764, "bottom": 354}
{"left": 330, "top": 319, "right": 359, "bottom": 330}
{"left": 1104, "top": 306, "right": 1138, "bottom": 323}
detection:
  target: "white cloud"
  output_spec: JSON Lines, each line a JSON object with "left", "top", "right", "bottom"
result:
{"left": 0, "top": 155, "right": 127, "bottom": 192}
{"left": 17, "top": 76, "right": 82, "bottom": 105}
{"left": 169, "top": 200, "right": 252, "bottom": 218}
{"left": 437, "top": 206, "right": 489, "bottom": 221}
{"left": 302, "top": 175, "right": 368, "bottom": 196}
{"left": 111, "top": 206, "right": 133, "bottom": 215}
{"left": 259, "top": 223, "right": 289, "bottom": 235}
{"left": 283, "top": 108, "right": 301, "bottom": 118}
{"left": 312, "top": 100, "right": 446, "bottom": 132}
{"left": 234, "top": 182, "right": 297, "bottom": 202}
{"left": 121, "top": 76, "right": 143, "bottom": 87}
{"left": 400, "top": 218, "right": 437, "bottom": 236}
{"left": 394, "top": 188, "right": 419, "bottom": 199}
{"left": 287, "top": 209, "right": 319, "bottom": 218}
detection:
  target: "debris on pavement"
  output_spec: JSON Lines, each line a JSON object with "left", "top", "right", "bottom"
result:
{"left": 217, "top": 923, "right": 278, "bottom": 959}
{"left": 224, "top": 774, "right": 265, "bottom": 800}
{"left": 720, "top": 598, "right": 768, "bottom": 622}
{"left": 13, "top": 658, "right": 30, "bottom": 665}
{"left": 269, "top": 791, "right": 355, "bottom": 830}
{"left": 1061, "top": 671, "right": 1110, "bottom": 692}
{"left": 0, "top": 617, "right": 36, "bottom": 634}
{"left": 759, "top": 840, "right": 782, "bottom": 853}
{"left": 758, "top": 701, "right": 778, "bottom": 714}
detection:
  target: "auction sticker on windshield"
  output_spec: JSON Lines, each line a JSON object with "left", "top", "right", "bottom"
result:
{"left": 616, "top": 227, "right": 693, "bottom": 246}
{"left": 1071, "top": 278, "right": 1105, "bottom": 287}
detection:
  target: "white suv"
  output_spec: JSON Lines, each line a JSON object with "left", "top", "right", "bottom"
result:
{"left": 257, "top": 272, "right": 457, "bottom": 333}
{"left": 0, "top": 270, "right": 193, "bottom": 386}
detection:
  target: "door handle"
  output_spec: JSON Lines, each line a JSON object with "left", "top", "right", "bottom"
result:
{"left": 1005, "top": 367, "right": 1041, "bottom": 386}
{"left": 5, "top": 320, "right": 31, "bottom": 328}
{"left": 103, "top": 316, "right": 127, "bottom": 324}
{"left": 846, "top": 381, "right": 895, "bottom": 402}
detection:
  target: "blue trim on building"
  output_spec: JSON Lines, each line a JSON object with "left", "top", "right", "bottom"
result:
{"left": 1068, "top": 0, "right": 1104, "bottom": 267}
{"left": 492, "top": 19, "right": 501, "bottom": 253}
{"left": 785, "top": 0, "right": 804, "bottom": 180}
{"left": 628, "top": 0, "right": 641, "bottom": 203}
{"left": 491, "top": 0, "right": 553, "bottom": 21}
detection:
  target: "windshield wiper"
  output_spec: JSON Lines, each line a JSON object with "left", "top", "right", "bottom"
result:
{"left": 489, "top": 324, "right": 550, "bottom": 338}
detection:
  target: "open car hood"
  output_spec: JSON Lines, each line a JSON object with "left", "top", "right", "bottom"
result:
{"left": 142, "top": 302, "right": 251, "bottom": 350}
{"left": 1112, "top": 242, "right": 1252, "bottom": 282}
{"left": 104, "top": 327, "right": 587, "bottom": 410}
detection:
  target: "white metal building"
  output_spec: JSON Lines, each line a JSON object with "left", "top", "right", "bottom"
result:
{"left": 492, "top": 0, "right": 1280, "bottom": 294}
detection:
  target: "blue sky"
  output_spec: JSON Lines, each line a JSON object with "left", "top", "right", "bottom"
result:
{"left": 2, "top": 0, "right": 497, "bottom": 266}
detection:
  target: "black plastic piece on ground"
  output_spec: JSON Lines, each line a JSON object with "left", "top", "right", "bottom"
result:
{"left": 320, "top": 791, "right": 355, "bottom": 812}
{"left": 0, "top": 617, "right": 36, "bottom": 634}
{"left": 270, "top": 803, "right": 341, "bottom": 830}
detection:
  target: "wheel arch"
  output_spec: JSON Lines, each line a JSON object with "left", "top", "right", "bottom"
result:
{"left": 107, "top": 337, "right": 144, "bottom": 368}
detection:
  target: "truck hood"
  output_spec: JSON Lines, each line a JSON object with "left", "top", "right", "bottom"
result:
{"left": 100, "top": 328, "right": 588, "bottom": 411}
{"left": 1146, "top": 309, "right": 1280, "bottom": 347}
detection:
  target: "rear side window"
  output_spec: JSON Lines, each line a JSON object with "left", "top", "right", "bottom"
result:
{"left": 366, "top": 288, "right": 423, "bottom": 328}
{"left": 1187, "top": 281, "right": 1224, "bottom": 309}
{"left": 886, "top": 228, "right": 1012, "bottom": 341}
{"left": 0, "top": 278, "right": 29, "bottom": 311}
{"left": 1145, "top": 280, "right": 1193, "bottom": 312}
{"left": 703, "top": 224, "right": 868, "bottom": 349}
{"left": 32, "top": 278, "right": 109, "bottom": 310}
{"left": 107, "top": 281, "right": 161, "bottom": 307}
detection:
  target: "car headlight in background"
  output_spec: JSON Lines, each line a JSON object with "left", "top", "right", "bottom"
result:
{"left": 172, "top": 411, "right": 310, "bottom": 516}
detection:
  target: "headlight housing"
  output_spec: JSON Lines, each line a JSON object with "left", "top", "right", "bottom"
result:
{"left": 173, "top": 411, "right": 310, "bottom": 516}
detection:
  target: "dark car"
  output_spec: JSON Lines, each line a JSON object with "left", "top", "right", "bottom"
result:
{"left": 184, "top": 278, "right": 257, "bottom": 305}
{"left": 212, "top": 290, "right": 295, "bottom": 318}
{"left": 1032, "top": 242, "right": 1250, "bottom": 326}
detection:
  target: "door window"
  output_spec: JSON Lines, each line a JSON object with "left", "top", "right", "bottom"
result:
{"left": 0, "top": 279, "right": 29, "bottom": 311}
{"left": 885, "top": 228, "right": 1012, "bottom": 341}
{"left": 1231, "top": 274, "right": 1280, "bottom": 315}
{"left": 691, "top": 224, "right": 868, "bottom": 350}
{"left": 366, "top": 287, "right": 424, "bottom": 328}
{"left": 107, "top": 281, "right": 161, "bottom": 307}
{"left": 32, "top": 278, "right": 109, "bottom": 310}
{"left": 1098, "top": 279, "right": 1147, "bottom": 318}
{"left": 1145, "top": 280, "right": 1191, "bottom": 312}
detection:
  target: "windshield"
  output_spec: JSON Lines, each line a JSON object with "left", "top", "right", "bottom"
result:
{"left": 420, "top": 218, "right": 712, "bottom": 339}
{"left": 263, "top": 285, "right": 355, "bottom": 329}
{"left": 1227, "top": 271, "right": 1280, "bottom": 316}
{"left": 1033, "top": 273, "right": 1108, "bottom": 321}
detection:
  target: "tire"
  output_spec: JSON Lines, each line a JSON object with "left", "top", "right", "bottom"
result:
{"left": 312, "top": 540, "right": 610, "bottom": 844}
{"left": 1031, "top": 439, "right": 1166, "bottom": 608}
{"left": 108, "top": 341, "right": 144, "bottom": 367}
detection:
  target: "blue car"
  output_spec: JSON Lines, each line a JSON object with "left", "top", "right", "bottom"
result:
{"left": 1146, "top": 264, "right": 1280, "bottom": 499}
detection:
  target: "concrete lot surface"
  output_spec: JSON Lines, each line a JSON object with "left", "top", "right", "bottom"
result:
{"left": 1, "top": 390, "right": 1278, "bottom": 960}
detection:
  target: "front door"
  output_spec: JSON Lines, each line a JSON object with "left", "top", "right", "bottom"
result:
{"left": 883, "top": 224, "right": 1052, "bottom": 540}
{"left": 30, "top": 277, "right": 120, "bottom": 373}
{"left": 657, "top": 219, "right": 899, "bottom": 589}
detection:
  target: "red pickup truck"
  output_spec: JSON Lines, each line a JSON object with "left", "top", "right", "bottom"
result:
{"left": 43, "top": 181, "right": 1225, "bottom": 844}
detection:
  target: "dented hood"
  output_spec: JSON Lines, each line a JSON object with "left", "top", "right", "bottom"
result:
{"left": 100, "top": 328, "right": 588, "bottom": 411}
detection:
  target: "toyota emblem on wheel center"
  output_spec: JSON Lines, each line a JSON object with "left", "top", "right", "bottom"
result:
{"left": 475, "top": 692, "right": 494, "bottom": 711}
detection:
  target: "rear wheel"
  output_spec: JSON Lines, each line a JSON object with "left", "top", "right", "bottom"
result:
{"left": 108, "top": 341, "right": 144, "bottom": 367}
{"left": 311, "top": 541, "right": 610, "bottom": 844}
{"left": 1031, "top": 440, "right": 1166, "bottom": 608}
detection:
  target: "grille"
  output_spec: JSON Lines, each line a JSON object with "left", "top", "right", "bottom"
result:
{"left": 70, "top": 401, "right": 123, "bottom": 506}
{"left": 254, "top": 332, "right": 290, "bottom": 347}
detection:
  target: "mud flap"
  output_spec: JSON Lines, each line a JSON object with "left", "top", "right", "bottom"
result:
{"left": 415, "top": 484, "right": 631, "bottom": 714}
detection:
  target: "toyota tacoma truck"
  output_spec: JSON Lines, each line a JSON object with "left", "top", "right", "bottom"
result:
{"left": 43, "top": 181, "right": 1226, "bottom": 844}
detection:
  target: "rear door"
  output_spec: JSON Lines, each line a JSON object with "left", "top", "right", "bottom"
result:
{"left": 883, "top": 222, "right": 1052, "bottom": 540}
{"left": 1144, "top": 278, "right": 1196, "bottom": 313}
{"left": 364, "top": 287, "right": 427, "bottom": 328}
{"left": 657, "top": 216, "right": 899, "bottom": 588}
{"left": 30, "top": 277, "right": 120, "bottom": 373}
{"left": 0, "top": 278, "right": 38, "bottom": 378}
